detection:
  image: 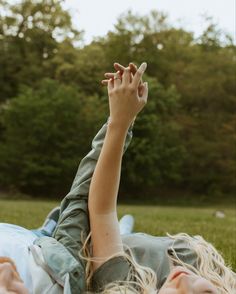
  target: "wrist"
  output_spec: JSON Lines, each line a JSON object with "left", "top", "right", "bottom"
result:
{"left": 108, "top": 119, "right": 130, "bottom": 133}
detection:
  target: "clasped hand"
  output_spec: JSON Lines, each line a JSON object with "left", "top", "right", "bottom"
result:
{"left": 102, "top": 62, "right": 148, "bottom": 128}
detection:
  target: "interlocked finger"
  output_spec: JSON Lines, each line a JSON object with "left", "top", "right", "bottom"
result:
{"left": 122, "top": 67, "right": 130, "bottom": 86}
{"left": 114, "top": 71, "right": 121, "bottom": 87}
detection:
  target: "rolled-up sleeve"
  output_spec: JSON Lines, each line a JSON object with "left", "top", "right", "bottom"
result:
{"left": 53, "top": 121, "right": 133, "bottom": 262}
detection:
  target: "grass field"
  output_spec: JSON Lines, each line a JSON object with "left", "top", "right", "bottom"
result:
{"left": 0, "top": 199, "right": 235, "bottom": 271}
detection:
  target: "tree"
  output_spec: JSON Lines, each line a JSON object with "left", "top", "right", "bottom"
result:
{"left": 0, "top": 6, "right": 235, "bottom": 199}
{"left": 0, "top": 0, "right": 82, "bottom": 102}
{"left": 121, "top": 77, "right": 186, "bottom": 196}
{"left": 0, "top": 79, "right": 106, "bottom": 196}
{"left": 49, "top": 40, "right": 108, "bottom": 95}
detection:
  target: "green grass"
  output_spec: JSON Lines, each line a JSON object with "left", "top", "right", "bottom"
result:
{"left": 0, "top": 199, "right": 235, "bottom": 271}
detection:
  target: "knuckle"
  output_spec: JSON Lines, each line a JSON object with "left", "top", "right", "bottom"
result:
{"left": 114, "top": 87, "right": 122, "bottom": 95}
{"left": 128, "top": 85, "right": 136, "bottom": 93}
{"left": 120, "top": 85, "right": 126, "bottom": 92}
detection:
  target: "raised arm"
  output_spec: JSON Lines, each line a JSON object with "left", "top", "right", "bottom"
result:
{"left": 89, "top": 63, "right": 148, "bottom": 270}
{"left": 53, "top": 120, "right": 132, "bottom": 258}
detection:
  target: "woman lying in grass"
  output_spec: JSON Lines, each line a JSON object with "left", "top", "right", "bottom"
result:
{"left": 0, "top": 69, "right": 134, "bottom": 293}
{"left": 0, "top": 62, "right": 235, "bottom": 294}
{"left": 87, "top": 62, "right": 236, "bottom": 294}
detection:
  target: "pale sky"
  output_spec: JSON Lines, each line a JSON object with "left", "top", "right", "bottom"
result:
{"left": 64, "top": 0, "right": 235, "bottom": 44}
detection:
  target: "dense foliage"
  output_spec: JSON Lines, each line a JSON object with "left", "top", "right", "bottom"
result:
{"left": 0, "top": 1, "right": 235, "bottom": 200}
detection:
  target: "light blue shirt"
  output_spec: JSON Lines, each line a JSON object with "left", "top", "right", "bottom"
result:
{"left": 0, "top": 223, "right": 37, "bottom": 292}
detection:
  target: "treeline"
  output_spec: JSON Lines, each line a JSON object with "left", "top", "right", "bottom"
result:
{"left": 0, "top": 0, "right": 235, "bottom": 201}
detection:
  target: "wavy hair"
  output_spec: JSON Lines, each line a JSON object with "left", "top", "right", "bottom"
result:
{"left": 167, "top": 233, "right": 236, "bottom": 294}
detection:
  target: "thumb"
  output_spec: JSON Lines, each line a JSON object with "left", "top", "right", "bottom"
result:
{"left": 141, "top": 82, "right": 148, "bottom": 102}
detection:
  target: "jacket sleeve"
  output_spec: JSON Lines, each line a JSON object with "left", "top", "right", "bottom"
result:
{"left": 53, "top": 120, "right": 133, "bottom": 261}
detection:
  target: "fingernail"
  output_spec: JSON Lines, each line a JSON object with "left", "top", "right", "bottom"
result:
{"left": 140, "top": 62, "right": 147, "bottom": 72}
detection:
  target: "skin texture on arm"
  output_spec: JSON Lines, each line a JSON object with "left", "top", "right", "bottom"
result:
{"left": 88, "top": 122, "right": 129, "bottom": 267}
{"left": 89, "top": 63, "right": 148, "bottom": 270}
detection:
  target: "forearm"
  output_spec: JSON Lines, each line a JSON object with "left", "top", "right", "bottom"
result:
{"left": 89, "top": 121, "right": 129, "bottom": 214}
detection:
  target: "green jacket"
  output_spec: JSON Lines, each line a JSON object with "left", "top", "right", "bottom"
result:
{"left": 29, "top": 121, "right": 133, "bottom": 294}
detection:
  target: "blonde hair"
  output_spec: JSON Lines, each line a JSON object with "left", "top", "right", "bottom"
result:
{"left": 80, "top": 232, "right": 236, "bottom": 294}
{"left": 167, "top": 233, "right": 236, "bottom": 294}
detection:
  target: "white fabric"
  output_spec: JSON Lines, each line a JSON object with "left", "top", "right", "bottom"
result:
{"left": 28, "top": 245, "right": 64, "bottom": 294}
{"left": 0, "top": 223, "right": 37, "bottom": 293}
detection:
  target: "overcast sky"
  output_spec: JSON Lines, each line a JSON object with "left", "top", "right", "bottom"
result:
{"left": 63, "top": 0, "right": 235, "bottom": 44}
